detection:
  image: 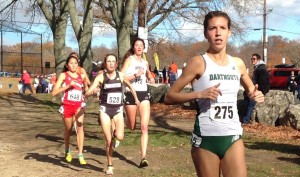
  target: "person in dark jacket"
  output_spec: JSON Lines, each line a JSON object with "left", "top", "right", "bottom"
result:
{"left": 288, "top": 71, "right": 296, "bottom": 95}
{"left": 294, "top": 71, "right": 300, "bottom": 100}
{"left": 243, "top": 53, "right": 270, "bottom": 124}
{"left": 162, "top": 66, "right": 167, "bottom": 84}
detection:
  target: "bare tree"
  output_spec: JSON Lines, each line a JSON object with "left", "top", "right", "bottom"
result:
{"left": 2, "top": 0, "right": 261, "bottom": 72}
{"left": 95, "top": 0, "right": 261, "bottom": 61}
{"left": 0, "top": 0, "right": 69, "bottom": 73}
{"left": 2, "top": 0, "right": 95, "bottom": 73}
{"left": 95, "top": 0, "right": 136, "bottom": 61}
{"left": 34, "top": 0, "right": 69, "bottom": 73}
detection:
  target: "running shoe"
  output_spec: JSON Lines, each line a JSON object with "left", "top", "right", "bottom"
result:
{"left": 78, "top": 154, "right": 87, "bottom": 165}
{"left": 105, "top": 165, "right": 114, "bottom": 175}
{"left": 139, "top": 158, "right": 149, "bottom": 168}
{"left": 112, "top": 137, "right": 120, "bottom": 149}
{"left": 65, "top": 152, "right": 72, "bottom": 163}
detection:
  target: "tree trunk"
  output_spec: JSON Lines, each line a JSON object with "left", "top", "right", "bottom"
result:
{"left": 108, "top": 0, "right": 136, "bottom": 62}
{"left": 37, "top": 0, "right": 69, "bottom": 74}
{"left": 69, "top": 0, "right": 94, "bottom": 74}
{"left": 138, "top": 0, "right": 146, "bottom": 28}
{"left": 117, "top": 25, "right": 132, "bottom": 62}
{"left": 79, "top": 0, "right": 93, "bottom": 75}
{"left": 53, "top": 24, "right": 68, "bottom": 74}
{"left": 53, "top": 4, "right": 68, "bottom": 74}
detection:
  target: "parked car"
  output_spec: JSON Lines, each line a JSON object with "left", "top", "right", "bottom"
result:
{"left": 268, "top": 64, "right": 300, "bottom": 89}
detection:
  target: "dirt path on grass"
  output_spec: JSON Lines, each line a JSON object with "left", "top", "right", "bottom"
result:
{"left": 0, "top": 93, "right": 196, "bottom": 177}
{"left": 0, "top": 90, "right": 299, "bottom": 177}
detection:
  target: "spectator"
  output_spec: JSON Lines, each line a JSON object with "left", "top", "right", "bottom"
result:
{"left": 168, "top": 66, "right": 176, "bottom": 86}
{"left": 91, "top": 61, "right": 102, "bottom": 81}
{"left": 162, "top": 66, "right": 167, "bottom": 84}
{"left": 295, "top": 71, "right": 300, "bottom": 100}
{"left": 153, "top": 67, "right": 159, "bottom": 83}
{"left": 19, "top": 69, "right": 33, "bottom": 94}
{"left": 288, "top": 71, "right": 297, "bottom": 96}
{"left": 33, "top": 75, "right": 40, "bottom": 93}
{"left": 49, "top": 72, "right": 57, "bottom": 93}
{"left": 43, "top": 75, "right": 50, "bottom": 93}
{"left": 243, "top": 53, "right": 270, "bottom": 124}
{"left": 148, "top": 64, "right": 152, "bottom": 72}
{"left": 169, "top": 61, "right": 178, "bottom": 78}
{"left": 51, "top": 72, "right": 57, "bottom": 85}
{"left": 38, "top": 75, "right": 47, "bottom": 93}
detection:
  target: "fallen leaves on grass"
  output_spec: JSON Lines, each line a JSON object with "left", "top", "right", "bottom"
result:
{"left": 151, "top": 103, "right": 195, "bottom": 119}
{"left": 243, "top": 123, "right": 300, "bottom": 143}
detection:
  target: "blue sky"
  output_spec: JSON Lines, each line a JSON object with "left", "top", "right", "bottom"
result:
{"left": 241, "top": 0, "right": 300, "bottom": 44}
{"left": 1, "top": 0, "right": 299, "bottom": 49}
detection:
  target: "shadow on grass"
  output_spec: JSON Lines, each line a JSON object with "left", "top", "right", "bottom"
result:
{"left": 36, "top": 134, "right": 64, "bottom": 143}
{"left": 0, "top": 93, "right": 60, "bottom": 108}
{"left": 150, "top": 103, "right": 195, "bottom": 136}
{"left": 151, "top": 117, "right": 191, "bottom": 135}
{"left": 245, "top": 141, "right": 300, "bottom": 164}
{"left": 245, "top": 141, "right": 300, "bottom": 155}
{"left": 277, "top": 156, "right": 300, "bottom": 165}
{"left": 35, "top": 133, "right": 139, "bottom": 168}
{"left": 24, "top": 152, "right": 103, "bottom": 172}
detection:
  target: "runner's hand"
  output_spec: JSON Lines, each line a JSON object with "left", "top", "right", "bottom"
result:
{"left": 198, "top": 83, "right": 222, "bottom": 101}
{"left": 249, "top": 84, "right": 264, "bottom": 103}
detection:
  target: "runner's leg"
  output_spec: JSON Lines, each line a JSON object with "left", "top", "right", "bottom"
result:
{"left": 75, "top": 108, "right": 84, "bottom": 155}
{"left": 191, "top": 146, "right": 221, "bottom": 177}
{"left": 138, "top": 100, "right": 150, "bottom": 159}
{"left": 99, "top": 112, "right": 113, "bottom": 166}
{"left": 62, "top": 115, "right": 73, "bottom": 152}
{"left": 124, "top": 105, "right": 137, "bottom": 130}
{"left": 221, "top": 139, "right": 247, "bottom": 177}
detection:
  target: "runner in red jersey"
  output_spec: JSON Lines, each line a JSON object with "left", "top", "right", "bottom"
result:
{"left": 52, "top": 55, "right": 88, "bottom": 165}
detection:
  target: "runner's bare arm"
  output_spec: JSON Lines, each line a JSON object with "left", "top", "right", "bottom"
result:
{"left": 52, "top": 73, "right": 71, "bottom": 97}
{"left": 120, "top": 57, "right": 135, "bottom": 81}
{"left": 85, "top": 74, "right": 103, "bottom": 97}
{"left": 164, "top": 55, "right": 222, "bottom": 104}
{"left": 120, "top": 72, "right": 140, "bottom": 105}
{"left": 146, "top": 61, "right": 155, "bottom": 84}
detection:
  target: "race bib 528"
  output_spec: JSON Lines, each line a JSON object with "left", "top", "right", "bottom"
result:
{"left": 107, "top": 92, "right": 122, "bottom": 104}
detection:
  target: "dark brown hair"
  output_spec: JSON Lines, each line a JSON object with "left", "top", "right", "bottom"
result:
{"left": 104, "top": 54, "right": 118, "bottom": 63}
{"left": 63, "top": 55, "right": 79, "bottom": 72}
{"left": 122, "top": 38, "right": 145, "bottom": 61}
{"left": 204, "top": 11, "right": 231, "bottom": 35}
{"left": 252, "top": 53, "right": 261, "bottom": 60}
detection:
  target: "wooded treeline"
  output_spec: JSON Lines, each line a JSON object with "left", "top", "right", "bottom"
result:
{"left": 1, "top": 34, "right": 299, "bottom": 75}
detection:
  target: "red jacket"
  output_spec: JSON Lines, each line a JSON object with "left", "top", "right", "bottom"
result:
{"left": 21, "top": 73, "right": 31, "bottom": 84}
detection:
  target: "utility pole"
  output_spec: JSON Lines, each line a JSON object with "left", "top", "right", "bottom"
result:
{"left": 263, "top": 0, "right": 267, "bottom": 63}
